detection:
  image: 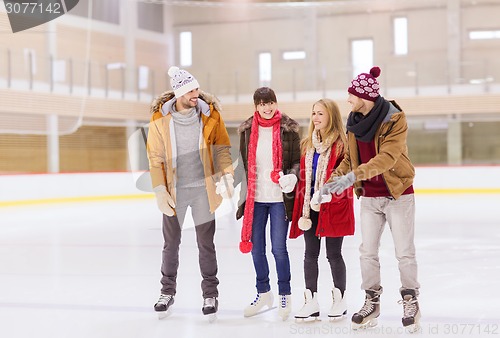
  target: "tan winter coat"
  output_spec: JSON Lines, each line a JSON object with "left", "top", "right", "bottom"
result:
{"left": 332, "top": 101, "right": 415, "bottom": 199}
{"left": 147, "top": 90, "right": 234, "bottom": 213}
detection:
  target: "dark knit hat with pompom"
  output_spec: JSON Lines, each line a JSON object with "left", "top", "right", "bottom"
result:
{"left": 348, "top": 66, "right": 381, "bottom": 102}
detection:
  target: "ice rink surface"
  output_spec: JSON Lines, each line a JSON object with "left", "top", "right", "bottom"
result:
{"left": 1, "top": 193, "right": 499, "bottom": 338}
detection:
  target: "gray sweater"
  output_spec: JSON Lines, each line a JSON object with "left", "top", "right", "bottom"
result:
{"left": 170, "top": 106, "right": 206, "bottom": 188}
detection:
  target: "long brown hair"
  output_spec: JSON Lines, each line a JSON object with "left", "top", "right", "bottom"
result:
{"left": 300, "top": 98, "right": 347, "bottom": 156}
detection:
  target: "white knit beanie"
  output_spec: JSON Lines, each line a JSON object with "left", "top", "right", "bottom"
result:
{"left": 168, "top": 66, "right": 200, "bottom": 98}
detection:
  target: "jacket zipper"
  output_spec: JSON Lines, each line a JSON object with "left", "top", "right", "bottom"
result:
{"left": 377, "top": 123, "right": 396, "bottom": 199}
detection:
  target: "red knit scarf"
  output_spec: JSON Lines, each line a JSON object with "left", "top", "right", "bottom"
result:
{"left": 240, "top": 110, "right": 282, "bottom": 253}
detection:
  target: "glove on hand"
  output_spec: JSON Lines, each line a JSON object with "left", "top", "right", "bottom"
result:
{"left": 153, "top": 185, "right": 176, "bottom": 216}
{"left": 320, "top": 172, "right": 356, "bottom": 196}
{"left": 310, "top": 190, "right": 332, "bottom": 210}
{"left": 278, "top": 172, "right": 298, "bottom": 193}
{"left": 215, "top": 173, "right": 234, "bottom": 199}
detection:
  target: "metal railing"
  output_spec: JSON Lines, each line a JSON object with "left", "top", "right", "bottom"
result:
{"left": 1, "top": 48, "right": 499, "bottom": 103}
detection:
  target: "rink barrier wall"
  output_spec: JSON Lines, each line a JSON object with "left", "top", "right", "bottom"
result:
{"left": 0, "top": 167, "right": 499, "bottom": 207}
{"left": 0, "top": 171, "right": 153, "bottom": 207}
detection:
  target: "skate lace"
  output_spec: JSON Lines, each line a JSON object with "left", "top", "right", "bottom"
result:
{"left": 203, "top": 297, "right": 217, "bottom": 308}
{"left": 280, "top": 295, "right": 288, "bottom": 309}
{"left": 251, "top": 294, "right": 260, "bottom": 305}
{"left": 398, "top": 296, "right": 418, "bottom": 317}
{"left": 358, "top": 297, "right": 379, "bottom": 317}
{"left": 158, "top": 294, "right": 173, "bottom": 305}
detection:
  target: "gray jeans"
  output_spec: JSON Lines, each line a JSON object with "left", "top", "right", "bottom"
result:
{"left": 160, "top": 186, "right": 219, "bottom": 298}
{"left": 359, "top": 194, "right": 420, "bottom": 295}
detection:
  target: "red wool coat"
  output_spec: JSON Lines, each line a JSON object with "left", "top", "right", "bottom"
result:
{"left": 290, "top": 145, "right": 355, "bottom": 239}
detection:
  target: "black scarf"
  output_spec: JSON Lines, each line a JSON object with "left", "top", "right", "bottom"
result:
{"left": 346, "top": 96, "right": 390, "bottom": 142}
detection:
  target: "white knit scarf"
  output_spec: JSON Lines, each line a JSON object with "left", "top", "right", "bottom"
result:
{"left": 298, "top": 130, "right": 338, "bottom": 230}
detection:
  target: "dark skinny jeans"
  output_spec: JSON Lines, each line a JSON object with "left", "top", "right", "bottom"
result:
{"left": 303, "top": 210, "right": 346, "bottom": 295}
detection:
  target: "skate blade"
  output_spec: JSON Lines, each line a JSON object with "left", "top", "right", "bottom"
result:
{"left": 156, "top": 308, "right": 172, "bottom": 320}
{"left": 352, "top": 318, "right": 378, "bottom": 330}
{"left": 243, "top": 305, "right": 277, "bottom": 318}
{"left": 278, "top": 312, "right": 291, "bottom": 321}
{"left": 206, "top": 313, "right": 217, "bottom": 323}
{"left": 328, "top": 314, "right": 346, "bottom": 322}
{"left": 294, "top": 315, "right": 321, "bottom": 323}
{"left": 404, "top": 323, "right": 421, "bottom": 334}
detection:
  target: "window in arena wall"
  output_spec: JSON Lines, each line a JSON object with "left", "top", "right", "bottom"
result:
{"left": 180, "top": 32, "right": 192, "bottom": 67}
{"left": 394, "top": 17, "right": 408, "bottom": 55}
{"left": 351, "top": 39, "right": 373, "bottom": 78}
{"left": 259, "top": 52, "right": 272, "bottom": 87}
{"left": 469, "top": 30, "right": 500, "bottom": 40}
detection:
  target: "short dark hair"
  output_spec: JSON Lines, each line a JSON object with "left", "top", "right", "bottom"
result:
{"left": 253, "top": 87, "right": 277, "bottom": 106}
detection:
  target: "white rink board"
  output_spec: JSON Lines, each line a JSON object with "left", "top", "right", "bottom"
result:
{"left": 1, "top": 166, "right": 499, "bottom": 203}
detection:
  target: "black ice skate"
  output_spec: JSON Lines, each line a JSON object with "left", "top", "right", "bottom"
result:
{"left": 202, "top": 297, "right": 218, "bottom": 323}
{"left": 351, "top": 287, "right": 382, "bottom": 330}
{"left": 154, "top": 294, "right": 174, "bottom": 319}
{"left": 399, "top": 289, "right": 421, "bottom": 333}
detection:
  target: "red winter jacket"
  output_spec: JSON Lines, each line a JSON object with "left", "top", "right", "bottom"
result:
{"left": 290, "top": 144, "right": 355, "bottom": 239}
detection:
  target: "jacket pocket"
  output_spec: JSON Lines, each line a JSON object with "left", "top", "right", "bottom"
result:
{"left": 326, "top": 198, "right": 350, "bottom": 223}
{"left": 389, "top": 154, "right": 414, "bottom": 180}
{"left": 321, "top": 194, "right": 355, "bottom": 236}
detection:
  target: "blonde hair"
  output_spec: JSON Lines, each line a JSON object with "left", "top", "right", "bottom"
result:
{"left": 300, "top": 98, "right": 347, "bottom": 156}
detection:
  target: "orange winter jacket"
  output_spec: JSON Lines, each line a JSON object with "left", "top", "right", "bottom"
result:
{"left": 147, "top": 90, "right": 234, "bottom": 213}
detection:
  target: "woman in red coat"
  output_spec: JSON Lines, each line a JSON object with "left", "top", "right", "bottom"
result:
{"left": 290, "top": 98, "right": 355, "bottom": 321}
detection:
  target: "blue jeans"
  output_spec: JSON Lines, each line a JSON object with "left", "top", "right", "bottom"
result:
{"left": 251, "top": 202, "right": 291, "bottom": 295}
